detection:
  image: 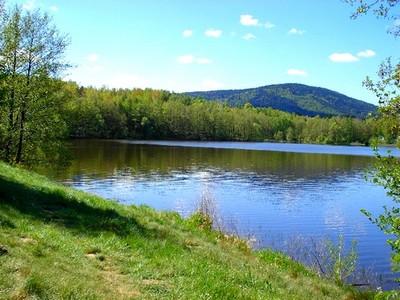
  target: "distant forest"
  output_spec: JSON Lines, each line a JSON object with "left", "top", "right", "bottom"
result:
{"left": 61, "top": 82, "right": 397, "bottom": 145}
{"left": 186, "top": 83, "right": 377, "bottom": 118}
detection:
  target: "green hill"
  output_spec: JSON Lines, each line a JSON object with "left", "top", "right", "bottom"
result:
{"left": 186, "top": 83, "right": 377, "bottom": 118}
{"left": 0, "top": 162, "right": 373, "bottom": 299}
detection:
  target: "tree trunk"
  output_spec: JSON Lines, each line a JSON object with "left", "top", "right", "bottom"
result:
{"left": 4, "top": 48, "right": 18, "bottom": 163}
{"left": 15, "top": 106, "right": 25, "bottom": 163}
{"left": 15, "top": 46, "right": 33, "bottom": 163}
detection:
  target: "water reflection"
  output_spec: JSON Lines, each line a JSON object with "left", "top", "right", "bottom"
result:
{"left": 41, "top": 139, "right": 398, "bottom": 289}
{"left": 51, "top": 140, "right": 374, "bottom": 179}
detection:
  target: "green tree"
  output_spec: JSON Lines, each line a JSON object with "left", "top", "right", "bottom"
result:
{"left": 59, "top": 84, "right": 379, "bottom": 145}
{"left": 348, "top": 0, "right": 400, "bottom": 270}
{"left": 0, "top": 6, "right": 69, "bottom": 164}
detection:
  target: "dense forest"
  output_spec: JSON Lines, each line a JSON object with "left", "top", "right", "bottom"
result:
{"left": 59, "top": 82, "right": 396, "bottom": 145}
{"left": 186, "top": 83, "right": 377, "bottom": 118}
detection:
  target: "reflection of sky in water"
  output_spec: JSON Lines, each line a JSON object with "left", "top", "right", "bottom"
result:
{"left": 122, "top": 140, "right": 400, "bottom": 157}
{"left": 53, "top": 140, "right": 400, "bottom": 289}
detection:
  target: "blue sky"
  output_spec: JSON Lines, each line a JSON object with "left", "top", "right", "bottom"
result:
{"left": 8, "top": 0, "right": 400, "bottom": 104}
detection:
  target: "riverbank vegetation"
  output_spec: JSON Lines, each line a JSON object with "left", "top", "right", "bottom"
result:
{"left": 61, "top": 83, "right": 396, "bottom": 145}
{"left": 3, "top": 76, "right": 399, "bottom": 165}
{"left": 0, "top": 161, "right": 379, "bottom": 299}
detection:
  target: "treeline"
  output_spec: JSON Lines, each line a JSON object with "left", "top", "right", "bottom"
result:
{"left": 59, "top": 82, "right": 397, "bottom": 145}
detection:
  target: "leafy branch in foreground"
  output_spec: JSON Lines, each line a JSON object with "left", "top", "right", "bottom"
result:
{"left": 363, "top": 148, "right": 400, "bottom": 270}
{"left": 346, "top": 0, "right": 400, "bottom": 36}
{"left": 347, "top": 0, "right": 400, "bottom": 277}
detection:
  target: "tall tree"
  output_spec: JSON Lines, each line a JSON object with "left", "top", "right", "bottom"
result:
{"left": 0, "top": 5, "right": 69, "bottom": 164}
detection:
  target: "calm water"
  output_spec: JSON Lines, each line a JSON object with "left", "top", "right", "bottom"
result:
{"left": 45, "top": 139, "right": 399, "bottom": 289}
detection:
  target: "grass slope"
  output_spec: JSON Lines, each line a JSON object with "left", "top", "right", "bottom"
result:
{"left": 0, "top": 162, "right": 371, "bottom": 299}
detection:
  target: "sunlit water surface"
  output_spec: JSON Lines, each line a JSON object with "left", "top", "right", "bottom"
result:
{"left": 42, "top": 140, "right": 400, "bottom": 289}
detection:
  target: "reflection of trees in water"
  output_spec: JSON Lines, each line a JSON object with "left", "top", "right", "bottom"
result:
{"left": 38, "top": 139, "right": 396, "bottom": 290}
{"left": 44, "top": 140, "right": 374, "bottom": 184}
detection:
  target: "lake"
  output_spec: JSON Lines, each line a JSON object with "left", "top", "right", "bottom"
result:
{"left": 44, "top": 139, "right": 399, "bottom": 289}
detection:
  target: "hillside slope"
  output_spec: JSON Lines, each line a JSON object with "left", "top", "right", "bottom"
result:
{"left": 186, "top": 83, "right": 377, "bottom": 118}
{"left": 0, "top": 162, "right": 370, "bottom": 299}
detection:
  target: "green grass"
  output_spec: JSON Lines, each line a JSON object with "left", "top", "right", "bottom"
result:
{"left": 0, "top": 161, "right": 374, "bottom": 299}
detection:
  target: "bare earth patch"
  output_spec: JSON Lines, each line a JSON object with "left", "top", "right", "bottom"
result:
{"left": 101, "top": 266, "right": 141, "bottom": 299}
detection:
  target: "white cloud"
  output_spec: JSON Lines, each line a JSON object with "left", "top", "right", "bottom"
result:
{"left": 177, "top": 55, "right": 212, "bottom": 65}
{"left": 287, "top": 69, "right": 307, "bottom": 76}
{"left": 243, "top": 33, "right": 256, "bottom": 40}
{"left": 329, "top": 52, "right": 359, "bottom": 63}
{"left": 205, "top": 29, "right": 222, "bottom": 38}
{"left": 265, "top": 22, "right": 275, "bottom": 29}
{"left": 288, "top": 28, "right": 305, "bottom": 35}
{"left": 81, "top": 53, "right": 104, "bottom": 73}
{"left": 201, "top": 79, "right": 224, "bottom": 90}
{"left": 23, "top": 0, "right": 36, "bottom": 10}
{"left": 49, "top": 5, "right": 59, "bottom": 12}
{"left": 329, "top": 50, "right": 376, "bottom": 63}
{"left": 357, "top": 49, "right": 376, "bottom": 58}
{"left": 87, "top": 53, "right": 100, "bottom": 63}
{"left": 240, "top": 14, "right": 260, "bottom": 26}
{"left": 182, "top": 29, "right": 193, "bottom": 38}
{"left": 23, "top": 1, "right": 59, "bottom": 13}
{"left": 240, "top": 14, "right": 275, "bottom": 29}
{"left": 177, "top": 54, "right": 194, "bottom": 64}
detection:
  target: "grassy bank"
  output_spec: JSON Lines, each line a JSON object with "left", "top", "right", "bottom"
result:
{"left": 0, "top": 162, "right": 373, "bottom": 299}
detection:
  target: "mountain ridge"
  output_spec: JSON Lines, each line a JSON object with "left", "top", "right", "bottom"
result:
{"left": 185, "top": 83, "right": 377, "bottom": 118}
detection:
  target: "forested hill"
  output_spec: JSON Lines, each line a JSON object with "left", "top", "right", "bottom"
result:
{"left": 186, "top": 83, "right": 377, "bottom": 118}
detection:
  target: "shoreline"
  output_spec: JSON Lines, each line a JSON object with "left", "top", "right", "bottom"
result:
{"left": 0, "top": 161, "right": 382, "bottom": 299}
